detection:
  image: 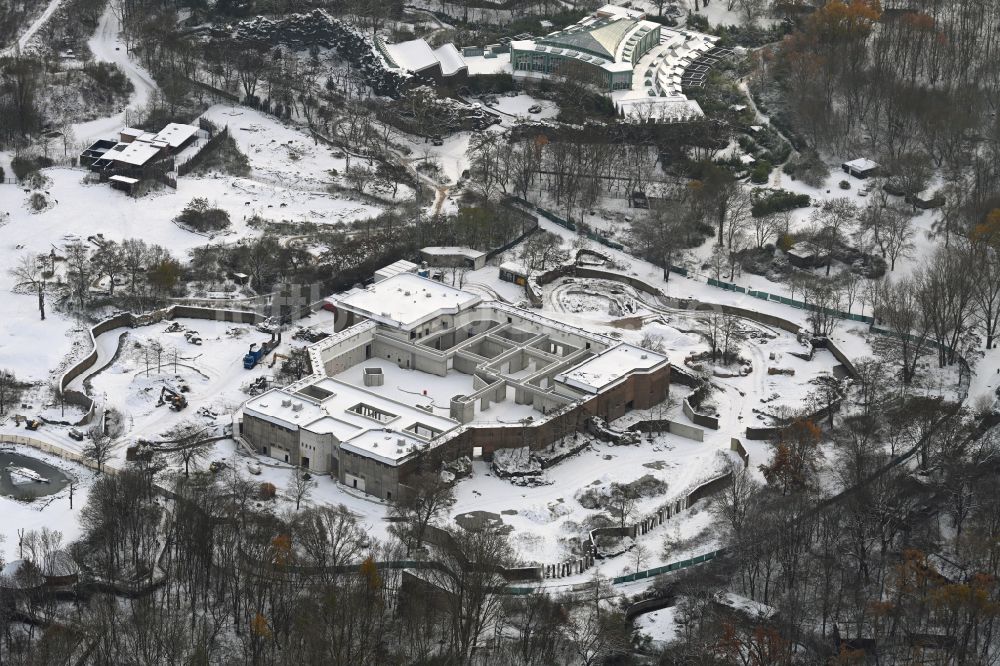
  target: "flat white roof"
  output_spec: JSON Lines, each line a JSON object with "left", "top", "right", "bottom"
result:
{"left": 244, "top": 374, "right": 459, "bottom": 464}
{"left": 333, "top": 273, "right": 482, "bottom": 331}
{"left": 602, "top": 61, "right": 635, "bottom": 73}
{"left": 499, "top": 261, "right": 528, "bottom": 275}
{"left": 615, "top": 96, "right": 703, "bottom": 121}
{"left": 374, "top": 259, "right": 418, "bottom": 279}
{"left": 843, "top": 158, "right": 879, "bottom": 171}
{"left": 421, "top": 246, "right": 487, "bottom": 259}
{"left": 110, "top": 141, "right": 161, "bottom": 166}
{"left": 556, "top": 343, "right": 667, "bottom": 393}
{"left": 120, "top": 127, "right": 144, "bottom": 138}
{"left": 152, "top": 123, "right": 199, "bottom": 149}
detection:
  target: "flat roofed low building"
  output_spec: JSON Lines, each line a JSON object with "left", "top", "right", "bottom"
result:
{"left": 153, "top": 123, "right": 199, "bottom": 150}
{"left": 555, "top": 343, "right": 667, "bottom": 394}
{"left": 110, "top": 141, "right": 163, "bottom": 167}
{"left": 842, "top": 158, "right": 879, "bottom": 178}
{"left": 119, "top": 127, "right": 144, "bottom": 142}
{"left": 332, "top": 272, "right": 482, "bottom": 332}
{"left": 420, "top": 246, "right": 488, "bottom": 270}
{"left": 374, "top": 259, "right": 418, "bottom": 282}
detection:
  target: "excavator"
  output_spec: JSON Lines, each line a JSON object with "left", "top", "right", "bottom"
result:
{"left": 156, "top": 386, "right": 188, "bottom": 411}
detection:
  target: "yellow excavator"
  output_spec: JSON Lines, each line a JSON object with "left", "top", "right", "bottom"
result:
{"left": 156, "top": 386, "right": 188, "bottom": 411}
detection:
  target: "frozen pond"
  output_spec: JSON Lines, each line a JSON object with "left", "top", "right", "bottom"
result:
{"left": 0, "top": 450, "right": 71, "bottom": 499}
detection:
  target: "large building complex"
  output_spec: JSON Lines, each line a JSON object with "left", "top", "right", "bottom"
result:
{"left": 237, "top": 272, "right": 670, "bottom": 499}
{"left": 510, "top": 5, "right": 723, "bottom": 123}
{"left": 511, "top": 5, "right": 660, "bottom": 91}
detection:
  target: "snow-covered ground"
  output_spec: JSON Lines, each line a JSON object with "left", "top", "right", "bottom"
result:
{"left": 4, "top": 163, "right": 379, "bottom": 252}
{"left": 636, "top": 605, "right": 680, "bottom": 644}
{"left": 202, "top": 105, "right": 411, "bottom": 204}
{"left": 493, "top": 94, "right": 559, "bottom": 122}
{"left": 2, "top": 0, "right": 64, "bottom": 55}
{"left": 72, "top": 7, "right": 158, "bottom": 146}
{"left": 398, "top": 130, "right": 472, "bottom": 185}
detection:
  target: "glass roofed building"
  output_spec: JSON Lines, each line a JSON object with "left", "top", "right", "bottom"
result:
{"left": 510, "top": 4, "right": 722, "bottom": 123}
{"left": 510, "top": 5, "right": 661, "bottom": 91}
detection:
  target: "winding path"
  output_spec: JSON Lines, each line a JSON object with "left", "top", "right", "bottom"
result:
{"left": 72, "top": 6, "right": 159, "bottom": 146}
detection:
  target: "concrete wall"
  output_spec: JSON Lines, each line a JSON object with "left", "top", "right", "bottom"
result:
{"left": 298, "top": 429, "right": 335, "bottom": 473}
{"left": 627, "top": 419, "right": 705, "bottom": 442}
{"left": 339, "top": 448, "right": 400, "bottom": 500}
{"left": 682, "top": 397, "right": 720, "bottom": 430}
{"left": 731, "top": 438, "right": 749, "bottom": 467}
{"left": 0, "top": 433, "right": 120, "bottom": 475}
{"left": 243, "top": 413, "right": 299, "bottom": 462}
{"left": 373, "top": 335, "right": 417, "bottom": 370}
{"left": 321, "top": 330, "right": 375, "bottom": 375}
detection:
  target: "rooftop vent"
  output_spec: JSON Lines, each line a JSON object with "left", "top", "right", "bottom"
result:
{"left": 281, "top": 398, "right": 292, "bottom": 407}
{"left": 292, "top": 402, "right": 304, "bottom": 412}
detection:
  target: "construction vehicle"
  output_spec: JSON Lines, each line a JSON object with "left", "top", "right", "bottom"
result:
{"left": 256, "top": 317, "right": 280, "bottom": 334}
{"left": 246, "top": 375, "right": 269, "bottom": 395}
{"left": 268, "top": 352, "right": 288, "bottom": 369}
{"left": 156, "top": 386, "right": 188, "bottom": 411}
{"left": 25, "top": 418, "right": 41, "bottom": 431}
{"left": 244, "top": 331, "right": 281, "bottom": 370}
{"left": 184, "top": 330, "right": 202, "bottom": 345}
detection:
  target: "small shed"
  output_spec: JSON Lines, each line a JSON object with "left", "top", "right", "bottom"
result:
{"left": 374, "top": 259, "right": 419, "bottom": 283}
{"left": 841, "top": 158, "right": 879, "bottom": 179}
{"left": 109, "top": 174, "right": 139, "bottom": 195}
{"left": 420, "top": 247, "right": 487, "bottom": 270}
{"left": 785, "top": 242, "right": 820, "bottom": 269}
{"left": 499, "top": 262, "right": 529, "bottom": 286}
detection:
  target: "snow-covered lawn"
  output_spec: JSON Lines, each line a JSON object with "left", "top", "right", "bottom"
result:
{"left": 202, "top": 105, "right": 408, "bottom": 204}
